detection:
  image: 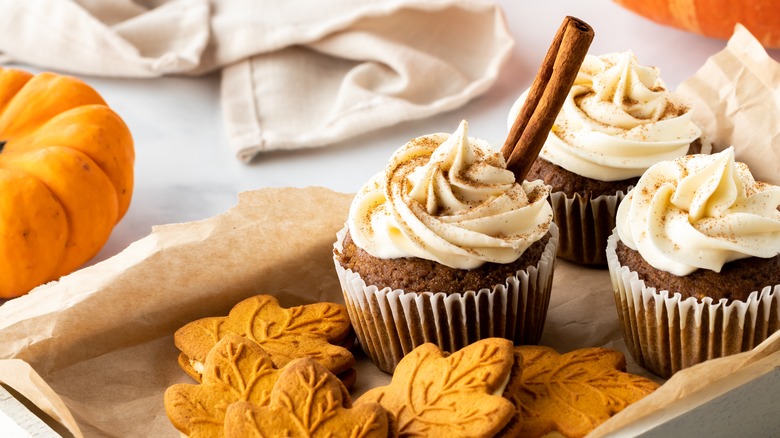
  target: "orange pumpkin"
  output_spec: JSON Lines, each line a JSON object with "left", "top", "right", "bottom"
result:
{"left": 614, "top": 0, "right": 780, "bottom": 48}
{"left": 0, "top": 68, "right": 134, "bottom": 298}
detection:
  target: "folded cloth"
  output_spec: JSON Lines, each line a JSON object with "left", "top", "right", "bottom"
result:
{"left": 0, "top": 0, "right": 514, "bottom": 162}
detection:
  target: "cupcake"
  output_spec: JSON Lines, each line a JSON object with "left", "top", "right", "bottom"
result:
{"left": 507, "top": 51, "right": 704, "bottom": 265}
{"left": 607, "top": 147, "right": 780, "bottom": 377}
{"left": 333, "top": 120, "right": 558, "bottom": 373}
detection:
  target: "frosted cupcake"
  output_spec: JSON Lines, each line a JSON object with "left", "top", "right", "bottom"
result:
{"left": 607, "top": 147, "right": 780, "bottom": 377}
{"left": 333, "top": 120, "right": 558, "bottom": 373}
{"left": 508, "top": 51, "right": 704, "bottom": 265}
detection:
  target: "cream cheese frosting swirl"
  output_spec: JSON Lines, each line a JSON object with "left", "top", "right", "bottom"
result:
{"left": 348, "top": 120, "right": 552, "bottom": 269}
{"left": 616, "top": 147, "right": 780, "bottom": 276}
{"left": 507, "top": 51, "right": 701, "bottom": 181}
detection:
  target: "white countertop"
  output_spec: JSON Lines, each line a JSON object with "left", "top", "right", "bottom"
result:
{"left": 5, "top": 1, "right": 780, "bottom": 436}
{"left": 71, "top": 0, "right": 779, "bottom": 268}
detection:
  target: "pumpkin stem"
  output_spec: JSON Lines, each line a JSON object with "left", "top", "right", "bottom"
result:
{"left": 0, "top": 140, "right": 5, "bottom": 153}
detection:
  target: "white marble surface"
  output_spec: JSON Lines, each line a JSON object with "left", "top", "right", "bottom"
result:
{"left": 64, "top": 0, "right": 779, "bottom": 268}
{"left": 5, "top": 1, "right": 780, "bottom": 436}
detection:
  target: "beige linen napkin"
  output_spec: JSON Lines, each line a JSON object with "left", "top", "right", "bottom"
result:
{"left": 0, "top": 0, "right": 514, "bottom": 162}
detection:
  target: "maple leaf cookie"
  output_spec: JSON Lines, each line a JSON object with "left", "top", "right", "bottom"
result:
{"left": 355, "top": 338, "right": 516, "bottom": 437}
{"left": 223, "top": 357, "right": 390, "bottom": 438}
{"left": 164, "top": 334, "right": 281, "bottom": 438}
{"left": 174, "top": 294, "right": 355, "bottom": 387}
{"left": 504, "top": 346, "right": 660, "bottom": 438}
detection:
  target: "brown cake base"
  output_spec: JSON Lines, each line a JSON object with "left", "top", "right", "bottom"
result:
{"left": 527, "top": 139, "right": 704, "bottom": 198}
{"left": 333, "top": 224, "right": 559, "bottom": 373}
{"left": 527, "top": 157, "right": 638, "bottom": 198}
{"left": 606, "top": 231, "right": 780, "bottom": 378}
{"left": 336, "top": 230, "right": 550, "bottom": 293}
{"left": 527, "top": 140, "right": 703, "bottom": 267}
{"left": 615, "top": 240, "right": 780, "bottom": 302}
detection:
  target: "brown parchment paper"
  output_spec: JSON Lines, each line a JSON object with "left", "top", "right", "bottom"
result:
{"left": 0, "top": 25, "right": 779, "bottom": 438}
{"left": 677, "top": 24, "right": 780, "bottom": 186}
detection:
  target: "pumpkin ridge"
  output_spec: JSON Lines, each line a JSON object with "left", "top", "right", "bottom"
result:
{"left": 3, "top": 104, "right": 135, "bottom": 220}
{"left": 0, "top": 168, "right": 68, "bottom": 297}
{"left": 0, "top": 68, "right": 33, "bottom": 116}
{"left": 0, "top": 72, "right": 106, "bottom": 141}
{"left": 1, "top": 144, "right": 119, "bottom": 282}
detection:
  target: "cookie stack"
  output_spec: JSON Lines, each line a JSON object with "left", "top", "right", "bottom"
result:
{"left": 164, "top": 294, "right": 658, "bottom": 437}
{"left": 165, "top": 294, "right": 386, "bottom": 437}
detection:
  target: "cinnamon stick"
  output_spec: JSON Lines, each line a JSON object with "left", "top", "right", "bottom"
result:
{"left": 502, "top": 16, "right": 594, "bottom": 182}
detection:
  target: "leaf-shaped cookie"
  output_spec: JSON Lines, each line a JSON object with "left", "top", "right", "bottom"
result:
{"left": 164, "top": 334, "right": 281, "bottom": 438}
{"left": 223, "top": 357, "right": 389, "bottom": 438}
{"left": 175, "top": 294, "right": 355, "bottom": 384}
{"left": 507, "top": 346, "right": 660, "bottom": 438}
{"left": 356, "top": 338, "right": 516, "bottom": 437}
{"left": 496, "top": 349, "right": 525, "bottom": 437}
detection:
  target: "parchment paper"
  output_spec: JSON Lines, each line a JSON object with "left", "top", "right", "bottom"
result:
{"left": 677, "top": 24, "right": 780, "bottom": 186}
{"left": 0, "top": 25, "right": 779, "bottom": 438}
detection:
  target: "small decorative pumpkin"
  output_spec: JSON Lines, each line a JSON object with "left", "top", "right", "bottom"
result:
{"left": 614, "top": 0, "right": 780, "bottom": 48}
{"left": 0, "top": 68, "right": 134, "bottom": 298}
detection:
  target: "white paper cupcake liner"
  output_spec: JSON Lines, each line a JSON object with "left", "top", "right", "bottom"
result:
{"left": 606, "top": 230, "right": 780, "bottom": 378}
{"left": 551, "top": 189, "right": 626, "bottom": 266}
{"left": 333, "top": 224, "right": 558, "bottom": 373}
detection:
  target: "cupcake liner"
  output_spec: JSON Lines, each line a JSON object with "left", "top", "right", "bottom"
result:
{"left": 333, "top": 224, "right": 559, "bottom": 373}
{"left": 551, "top": 189, "right": 626, "bottom": 266}
{"left": 606, "top": 231, "right": 780, "bottom": 378}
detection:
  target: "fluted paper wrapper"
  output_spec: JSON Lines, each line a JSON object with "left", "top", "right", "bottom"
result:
{"left": 551, "top": 190, "right": 625, "bottom": 266}
{"left": 334, "top": 224, "right": 558, "bottom": 373}
{"left": 0, "top": 26, "right": 779, "bottom": 437}
{"left": 606, "top": 232, "right": 779, "bottom": 378}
